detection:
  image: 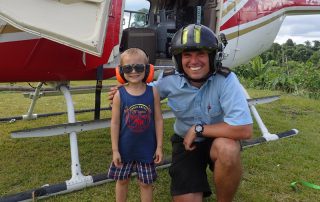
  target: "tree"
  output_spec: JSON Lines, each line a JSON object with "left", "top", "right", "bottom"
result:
{"left": 292, "top": 44, "right": 313, "bottom": 63}
{"left": 305, "top": 40, "right": 311, "bottom": 48}
{"left": 312, "top": 40, "right": 320, "bottom": 51}
{"left": 282, "top": 39, "right": 296, "bottom": 62}
{"left": 284, "top": 46, "right": 295, "bottom": 61}
{"left": 308, "top": 51, "right": 320, "bottom": 67}
{"left": 285, "top": 39, "right": 295, "bottom": 47}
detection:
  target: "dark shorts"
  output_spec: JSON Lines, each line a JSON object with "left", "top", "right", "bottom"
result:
{"left": 169, "top": 134, "right": 214, "bottom": 197}
{"left": 107, "top": 161, "right": 157, "bottom": 184}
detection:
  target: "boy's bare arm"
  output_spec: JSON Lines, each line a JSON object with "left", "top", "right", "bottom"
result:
{"left": 153, "top": 87, "right": 163, "bottom": 164}
{"left": 110, "top": 91, "right": 122, "bottom": 167}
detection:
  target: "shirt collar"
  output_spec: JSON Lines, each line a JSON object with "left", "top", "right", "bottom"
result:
{"left": 179, "top": 74, "right": 214, "bottom": 88}
{"left": 180, "top": 75, "right": 188, "bottom": 88}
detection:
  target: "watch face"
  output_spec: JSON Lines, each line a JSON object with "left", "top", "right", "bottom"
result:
{"left": 195, "top": 124, "right": 203, "bottom": 132}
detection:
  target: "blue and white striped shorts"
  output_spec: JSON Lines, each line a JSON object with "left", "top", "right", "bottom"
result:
{"left": 107, "top": 161, "right": 157, "bottom": 184}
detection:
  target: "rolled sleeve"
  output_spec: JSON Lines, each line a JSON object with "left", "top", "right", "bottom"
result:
{"left": 220, "top": 73, "right": 253, "bottom": 126}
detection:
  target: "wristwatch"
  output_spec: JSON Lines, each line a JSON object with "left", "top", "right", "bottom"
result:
{"left": 195, "top": 124, "right": 204, "bottom": 137}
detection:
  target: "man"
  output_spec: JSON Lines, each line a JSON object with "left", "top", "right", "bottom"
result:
{"left": 110, "top": 24, "right": 253, "bottom": 202}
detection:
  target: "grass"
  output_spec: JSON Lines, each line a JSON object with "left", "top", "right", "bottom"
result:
{"left": 1, "top": 80, "right": 320, "bottom": 201}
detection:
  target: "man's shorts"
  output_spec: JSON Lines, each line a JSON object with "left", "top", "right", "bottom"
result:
{"left": 169, "top": 134, "right": 213, "bottom": 197}
{"left": 107, "top": 161, "right": 157, "bottom": 184}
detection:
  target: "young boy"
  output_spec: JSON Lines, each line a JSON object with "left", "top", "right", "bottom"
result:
{"left": 107, "top": 48, "right": 163, "bottom": 202}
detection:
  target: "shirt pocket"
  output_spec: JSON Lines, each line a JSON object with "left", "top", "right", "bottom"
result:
{"left": 208, "top": 106, "right": 221, "bottom": 117}
{"left": 204, "top": 103, "right": 222, "bottom": 123}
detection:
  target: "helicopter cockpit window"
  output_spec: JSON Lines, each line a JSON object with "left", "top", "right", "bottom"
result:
{"left": 123, "top": 0, "right": 150, "bottom": 29}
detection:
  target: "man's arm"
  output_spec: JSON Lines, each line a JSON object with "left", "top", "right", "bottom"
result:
{"left": 183, "top": 73, "right": 253, "bottom": 150}
{"left": 183, "top": 123, "right": 253, "bottom": 151}
{"left": 107, "top": 84, "right": 124, "bottom": 105}
{"left": 202, "top": 122, "right": 252, "bottom": 140}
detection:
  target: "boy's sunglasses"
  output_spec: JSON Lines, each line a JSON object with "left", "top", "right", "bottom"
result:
{"left": 120, "top": 64, "right": 146, "bottom": 73}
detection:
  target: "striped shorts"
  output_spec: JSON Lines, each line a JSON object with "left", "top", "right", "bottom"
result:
{"left": 107, "top": 161, "right": 157, "bottom": 184}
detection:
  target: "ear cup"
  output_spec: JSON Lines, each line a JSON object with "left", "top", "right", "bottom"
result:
{"left": 115, "top": 66, "right": 127, "bottom": 84}
{"left": 218, "top": 42, "right": 223, "bottom": 52}
{"left": 144, "top": 64, "right": 154, "bottom": 83}
{"left": 172, "top": 55, "right": 183, "bottom": 73}
{"left": 209, "top": 52, "right": 217, "bottom": 74}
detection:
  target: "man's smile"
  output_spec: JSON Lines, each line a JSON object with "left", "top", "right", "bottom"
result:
{"left": 189, "top": 66, "right": 201, "bottom": 71}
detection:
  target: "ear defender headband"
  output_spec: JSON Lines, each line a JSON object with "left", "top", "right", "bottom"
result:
{"left": 115, "top": 64, "right": 154, "bottom": 84}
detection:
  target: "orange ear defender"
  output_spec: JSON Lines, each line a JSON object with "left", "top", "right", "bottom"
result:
{"left": 145, "top": 64, "right": 154, "bottom": 83}
{"left": 115, "top": 64, "right": 155, "bottom": 84}
{"left": 115, "top": 66, "right": 127, "bottom": 84}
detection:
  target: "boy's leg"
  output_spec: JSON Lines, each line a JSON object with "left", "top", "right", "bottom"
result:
{"left": 116, "top": 179, "right": 130, "bottom": 202}
{"left": 135, "top": 161, "right": 157, "bottom": 202}
{"left": 107, "top": 161, "right": 134, "bottom": 202}
{"left": 139, "top": 181, "right": 153, "bottom": 202}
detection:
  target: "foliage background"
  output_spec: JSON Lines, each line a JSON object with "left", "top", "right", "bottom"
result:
{"left": 234, "top": 39, "right": 320, "bottom": 99}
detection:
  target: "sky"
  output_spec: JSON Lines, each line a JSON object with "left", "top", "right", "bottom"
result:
{"left": 274, "top": 15, "right": 320, "bottom": 45}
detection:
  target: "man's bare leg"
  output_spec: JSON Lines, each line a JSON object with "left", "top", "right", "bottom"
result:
{"left": 211, "top": 138, "right": 242, "bottom": 202}
{"left": 173, "top": 192, "right": 203, "bottom": 202}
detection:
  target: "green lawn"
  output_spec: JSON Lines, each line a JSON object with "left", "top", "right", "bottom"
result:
{"left": 0, "top": 81, "right": 320, "bottom": 201}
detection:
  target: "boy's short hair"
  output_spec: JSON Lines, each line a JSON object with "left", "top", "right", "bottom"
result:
{"left": 120, "top": 48, "right": 149, "bottom": 66}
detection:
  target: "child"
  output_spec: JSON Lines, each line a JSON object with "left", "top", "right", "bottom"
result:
{"left": 107, "top": 48, "right": 163, "bottom": 202}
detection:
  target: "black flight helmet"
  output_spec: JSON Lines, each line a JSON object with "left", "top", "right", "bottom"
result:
{"left": 170, "top": 24, "right": 219, "bottom": 75}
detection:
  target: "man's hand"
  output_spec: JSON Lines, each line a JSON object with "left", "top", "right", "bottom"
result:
{"left": 108, "top": 85, "right": 123, "bottom": 105}
{"left": 183, "top": 125, "right": 197, "bottom": 151}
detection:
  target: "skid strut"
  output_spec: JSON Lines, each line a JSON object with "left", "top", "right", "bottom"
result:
{"left": 241, "top": 85, "right": 298, "bottom": 147}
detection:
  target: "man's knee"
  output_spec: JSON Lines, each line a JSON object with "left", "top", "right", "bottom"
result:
{"left": 210, "top": 138, "right": 241, "bottom": 164}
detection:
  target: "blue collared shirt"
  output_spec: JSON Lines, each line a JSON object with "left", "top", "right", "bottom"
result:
{"left": 151, "top": 70, "right": 253, "bottom": 140}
